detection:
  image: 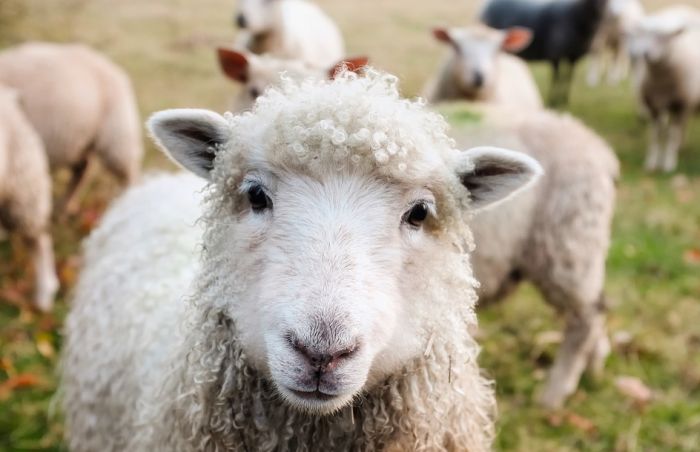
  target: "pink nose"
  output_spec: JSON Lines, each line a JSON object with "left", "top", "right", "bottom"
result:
{"left": 287, "top": 334, "right": 360, "bottom": 374}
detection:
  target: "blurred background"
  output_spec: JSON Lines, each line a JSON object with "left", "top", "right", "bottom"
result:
{"left": 0, "top": 0, "right": 698, "bottom": 450}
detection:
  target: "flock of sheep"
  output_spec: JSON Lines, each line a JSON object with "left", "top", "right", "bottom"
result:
{"left": 0, "top": 0, "right": 697, "bottom": 450}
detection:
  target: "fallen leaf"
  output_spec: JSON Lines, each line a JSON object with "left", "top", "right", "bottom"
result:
{"left": 35, "top": 332, "right": 55, "bottom": 359}
{"left": 535, "top": 330, "right": 563, "bottom": 347}
{"left": 566, "top": 412, "right": 597, "bottom": 434}
{"left": 615, "top": 376, "right": 653, "bottom": 405}
{"left": 0, "top": 373, "right": 41, "bottom": 400}
{"left": 683, "top": 249, "right": 700, "bottom": 265}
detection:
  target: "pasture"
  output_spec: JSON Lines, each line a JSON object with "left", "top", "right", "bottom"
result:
{"left": 0, "top": 0, "right": 699, "bottom": 450}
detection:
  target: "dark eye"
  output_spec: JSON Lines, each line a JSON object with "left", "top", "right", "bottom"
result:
{"left": 250, "top": 87, "right": 260, "bottom": 99}
{"left": 248, "top": 184, "right": 271, "bottom": 212}
{"left": 403, "top": 202, "right": 430, "bottom": 228}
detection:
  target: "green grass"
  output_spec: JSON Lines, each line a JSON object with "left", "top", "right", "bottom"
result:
{"left": 1, "top": 0, "right": 700, "bottom": 450}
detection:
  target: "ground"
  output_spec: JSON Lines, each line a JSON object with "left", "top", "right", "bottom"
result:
{"left": 0, "top": 0, "right": 699, "bottom": 450}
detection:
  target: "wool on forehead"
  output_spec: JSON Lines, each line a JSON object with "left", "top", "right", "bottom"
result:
{"left": 214, "top": 69, "right": 461, "bottom": 184}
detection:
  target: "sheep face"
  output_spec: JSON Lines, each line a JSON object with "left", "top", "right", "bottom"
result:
{"left": 433, "top": 26, "right": 532, "bottom": 96}
{"left": 149, "top": 73, "right": 541, "bottom": 415}
{"left": 627, "top": 19, "right": 685, "bottom": 64}
{"left": 217, "top": 48, "right": 369, "bottom": 111}
{"left": 235, "top": 0, "right": 280, "bottom": 34}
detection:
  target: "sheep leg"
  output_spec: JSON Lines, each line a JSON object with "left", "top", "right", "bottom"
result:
{"left": 559, "top": 61, "right": 574, "bottom": 106}
{"left": 548, "top": 61, "right": 562, "bottom": 107}
{"left": 585, "top": 294, "right": 610, "bottom": 378}
{"left": 58, "top": 157, "right": 91, "bottom": 217}
{"left": 645, "top": 114, "right": 665, "bottom": 172}
{"left": 28, "top": 232, "right": 59, "bottom": 312}
{"left": 538, "top": 306, "right": 605, "bottom": 409}
{"left": 662, "top": 113, "right": 687, "bottom": 173}
{"left": 586, "top": 53, "right": 603, "bottom": 87}
{"left": 609, "top": 45, "right": 628, "bottom": 85}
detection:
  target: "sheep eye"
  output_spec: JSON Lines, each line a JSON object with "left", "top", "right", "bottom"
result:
{"left": 403, "top": 202, "right": 429, "bottom": 228}
{"left": 250, "top": 88, "right": 260, "bottom": 99}
{"left": 247, "top": 184, "right": 271, "bottom": 212}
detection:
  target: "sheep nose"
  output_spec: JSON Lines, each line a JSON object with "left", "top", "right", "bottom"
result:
{"left": 288, "top": 335, "right": 360, "bottom": 373}
{"left": 473, "top": 71, "right": 484, "bottom": 88}
{"left": 236, "top": 14, "right": 247, "bottom": 28}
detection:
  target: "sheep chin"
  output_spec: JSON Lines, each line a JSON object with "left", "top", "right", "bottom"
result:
{"left": 274, "top": 384, "right": 357, "bottom": 416}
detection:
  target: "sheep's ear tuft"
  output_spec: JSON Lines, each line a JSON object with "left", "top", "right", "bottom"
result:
{"left": 148, "top": 109, "right": 231, "bottom": 180}
{"left": 502, "top": 27, "right": 533, "bottom": 53}
{"left": 217, "top": 47, "right": 250, "bottom": 83}
{"left": 433, "top": 27, "right": 454, "bottom": 45}
{"left": 328, "top": 56, "right": 369, "bottom": 79}
{"left": 457, "top": 146, "right": 543, "bottom": 211}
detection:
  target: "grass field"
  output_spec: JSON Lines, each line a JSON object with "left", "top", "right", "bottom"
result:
{"left": 1, "top": 0, "right": 699, "bottom": 450}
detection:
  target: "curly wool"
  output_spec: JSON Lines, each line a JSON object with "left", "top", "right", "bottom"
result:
{"left": 63, "top": 71, "right": 495, "bottom": 451}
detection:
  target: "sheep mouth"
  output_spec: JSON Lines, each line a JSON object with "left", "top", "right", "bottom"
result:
{"left": 287, "top": 388, "right": 340, "bottom": 402}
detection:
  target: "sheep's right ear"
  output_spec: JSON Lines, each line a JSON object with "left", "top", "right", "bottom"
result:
{"left": 148, "top": 109, "right": 231, "bottom": 180}
{"left": 502, "top": 27, "right": 533, "bottom": 53}
{"left": 456, "top": 146, "right": 543, "bottom": 211}
{"left": 217, "top": 47, "right": 250, "bottom": 83}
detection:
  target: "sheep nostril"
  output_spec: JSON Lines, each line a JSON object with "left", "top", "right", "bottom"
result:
{"left": 236, "top": 14, "right": 247, "bottom": 29}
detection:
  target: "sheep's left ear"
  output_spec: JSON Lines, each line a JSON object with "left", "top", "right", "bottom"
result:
{"left": 217, "top": 47, "right": 250, "bottom": 83}
{"left": 148, "top": 109, "right": 231, "bottom": 180}
{"left": 502, "top": 27, "right": 533, "bottom": 53}
{"left": 456, "top": 146, "right": 543, "bottom": 211}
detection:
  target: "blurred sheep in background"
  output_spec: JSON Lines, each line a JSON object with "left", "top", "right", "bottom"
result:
{"left": 443, "top": 102, "right": 618, "bottom": 408}
{"left": 627, "top": 5, "right": 700, "bottom": 172}
{"left": 0, "top": 85, "right": 58, "bottom": 312}
{"left": 423, "top": 25, "right": 542, "bottom": 108}
{"left": 481, "top": 0, "right": 608, "bottom": 106}
{"left": 586, "top": 0, "right": 645, "bottom": 86}
{"left": 0, "top": 43, "right": 143, "bottom": 215}
{"left": 233, "top": 0, "right": 345, "bottom": 69}
{"left": 217, "top": 47, "right": 367, "bottom": 111}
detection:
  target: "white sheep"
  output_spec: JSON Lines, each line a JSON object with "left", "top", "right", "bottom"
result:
{"left": 0, "top": 42, "right": 143, "bottom": 213}
{"left": 440, "top": 102, "right": 619, "bottom": 409}
{"left": 234, "top": 0, "right": 345, "bottom": 69}
{"left": 626, "top": 6, "right": 700, "bottom": 172}
{"left": 586, "top": 0, "right": 645, "bottom": 86}
{"left": 61, "top": 70, "right": 543, "bottom": 451}
{"left": 217, "top": 47, "right": 367, "bottom": 111}
{"left": 0, "top": 85, "right": 58, "bottom": 312}
{"left": 424, "top": 25, "right": 543, "bottom": 109}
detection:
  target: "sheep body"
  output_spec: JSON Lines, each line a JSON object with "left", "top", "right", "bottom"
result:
{"left": 62, "top": 71, "right": 544, "bottom": 451}
{"left": 440, "top": 102, "right": 618, "bottom": 408}
{"left": 481, "top": 0, "right": 608, "bottom": 105}
{"left": 424, "top": 26, "right": 542, "bottom": 109}
{"left": 586, "top": 0, "right": 645, "bottom": 86}
{"left": 236, "top": 0, "right": 344, "bottom": 69}
{"left": 0, "top": 85, "right": 58, "bottom": 311}
{"left": 0, "top": 42, "right": 143, "bottom": 210}
{"left": 627, "top": 6, "right": 700, "bottom": 172}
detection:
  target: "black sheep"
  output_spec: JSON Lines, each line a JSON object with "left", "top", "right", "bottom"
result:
{"left": 481, "top": 0, "right": 608, "bottom": 106}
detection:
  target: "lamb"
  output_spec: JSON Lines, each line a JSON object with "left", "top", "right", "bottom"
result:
{"left": 217, "top": 47, "right": 367, "bottom": 111}
{"left": 0, "top": 85, "right": 58, "bottom": 312}
{"left": 586, "top": 0, "right": 645, "bottom": 86}
{"left": 423, "top": 25, "right": 543, "bottom": 109}
{"left": 61, "top": 70, "right": 544, "bottom": 451}
{"left": 626, "top": 6, "right": 700, "bottom": 173}
{"left": 234, "top": 0, "right": 345, "bottom": 69}
{"left": 481, "top": 0, "right": 608, "bottom": 106}
{"left": 0, "top": 42, "right": 143, "bottom": 213}
{"left": 439, "top": 102, "right": 619, "bottom": 409}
